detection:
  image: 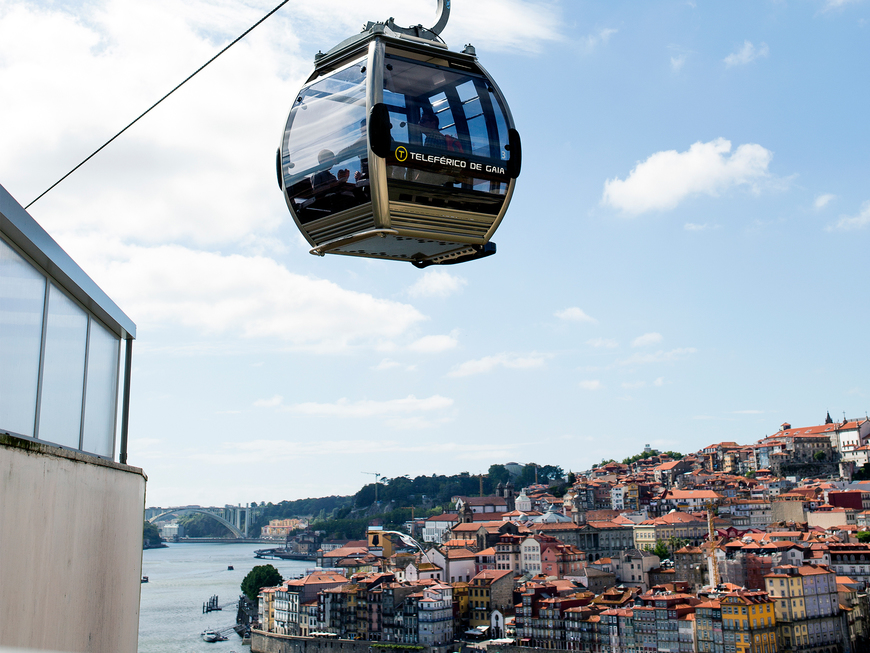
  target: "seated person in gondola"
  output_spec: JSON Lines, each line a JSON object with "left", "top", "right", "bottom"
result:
{"left": 312, "top": 149, "right": 350, "bottom": 189}
{"left": 419, "top": 107, "right": 446, "bottom": 150}
{"left": 309, "top": 149, "right": 357, "bottom": 213}
{"left": 412, "top": 108, "right": 463, "bottom": 187}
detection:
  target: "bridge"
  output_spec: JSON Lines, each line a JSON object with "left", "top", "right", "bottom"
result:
{"left": 147, "top": 504, "right": 261, "bottom": 538}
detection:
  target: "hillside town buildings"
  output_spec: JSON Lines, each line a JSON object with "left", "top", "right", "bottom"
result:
{"left": 254, "top": 414, "right": 870, "bottom": 653}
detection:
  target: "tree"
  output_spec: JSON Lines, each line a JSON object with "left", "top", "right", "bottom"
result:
{"left": 488, "top": 464, "right": 511, "bottom": 485}
{"left": 143, "top": 521, "right": 161, "bottom": 546}
{"left": 646, "top": 540, "right": 669, "bottom": 560}
{"left": 567, "top": 471, "right": 576, "bottom": 485}
{"left": 241, "top": 564, "right": 283, "bottom": 602}
{"left": 814, "top": 450, "right": 827, "bottom": 462}
{"left": 857, "top": 531, "right": 870, "bottom": 543}
{"left": 667, "top": 536, "right": 688, "bottom": 555}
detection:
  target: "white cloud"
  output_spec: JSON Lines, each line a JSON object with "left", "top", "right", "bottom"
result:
{"left": 827, "top": 201, "right": 870, "bottom": 231}
{"left": 684, "top": 222, "right": 719, "bottom": 231}
{"left": 0, "top": 0, "right": 561, "bottom": 240}
{"left": 61, "top": 236, "right": 426, "bottom": 352}
{"left": 724, "top": 40, "right": 770, "bottom": 67}
{"left": 671, "top": 55, "right": 687, "bottom": 72}
{"left": 580, "top": 27, "right": 618, "bottom": 52}
{"left": 444, "top": 0, "right": 565, "bottom": 53}
{"left": 372, "top": 358, "right": 416, "bottom": 372}
{"left": 579, "top": 380, "right": 602, "bottom": 391}
{"left": 408, "top": 333, "right": 459, "bottom": 353}
{"left": 602, "top": 138, "right": 774, "bottom": 215}
{"left": 654, "top": 377, "right": 665, "bottom": 387}
{"left": 622, "top": 381, "right": 646, "bottom": 389}
{"left": 406, "top": 270, "right": 467, "bottom": 299}
{"left": 384, "top": 416, "right": 452, "bottom": 430}
{"left": 632, "top": 332, "right": 663, "bottom": 348}
{"left": 285, "top": 394, "right": 453, "bottom": 418}
{"left": 619, "top": 348, "right": 698, "bottom": 365}
{"left": 373, "top": 359, "right": 402, "bottom": 371}
{"left": 448, "top": 352, "right": 549, "bottom": 377}
{"left": 189, "top": 437, "right": 520, "bottom": 464}
{"left": 555, "top": 307, "right": 598, "bottom": 323}
{"left": 821, "top": 0, "right": 862, "bottom": 11}
{"left": 814, "top": 193, "right": 836, "bottom": 209}
{"left": 254, "top": 395, "right": 283, "bottom": 408}
{"left": 587, "top": 338, "right": 618, "bottom": 349}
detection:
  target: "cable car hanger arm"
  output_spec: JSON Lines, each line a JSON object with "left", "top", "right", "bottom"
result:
{"left": 371, "top": 0, "right": 450, "bottom": 42}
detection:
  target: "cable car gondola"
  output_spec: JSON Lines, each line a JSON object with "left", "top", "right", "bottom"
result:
{"left": 277, "top": 0, "right": 521, "bottom": 267}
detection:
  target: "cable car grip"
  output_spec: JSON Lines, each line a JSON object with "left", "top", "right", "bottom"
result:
{"left": 380, "top": 0, "right": 450, "bottom": 41}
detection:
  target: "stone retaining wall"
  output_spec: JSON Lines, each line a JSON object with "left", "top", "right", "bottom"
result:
{"left": 251, "top": 632, "right": 455, "bottom": 653}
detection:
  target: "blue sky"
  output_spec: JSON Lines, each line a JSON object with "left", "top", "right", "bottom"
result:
{"left": 1, "top": 0, "right": 867, "bottom": 506}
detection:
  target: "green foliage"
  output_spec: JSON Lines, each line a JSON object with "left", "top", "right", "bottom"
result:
{"left": 622, "top": 450, "right": 683, "bottom": 465}
{"left": 814, "top": 450, "right": 827, "bottom": 462}
{"left": 488, "top": 464, "right": 511, "bottom": 485}
{"left": 549, "top": 484, "right": 566, "bottom": 498}
{"left": 667, "top": 537, "right": 688, "bottom": 554}
{"left": 143, "top": 521, "right": 161, "bottom": 546}
{"left": 178, "top": 513, "right": 233, "bottom": 538}
{"left": 251, "top": 496, "right": 353, "bottom": 536}
{"left": 250, "top": 462, "right": 568, "bottom": 538}
{"left": 857, "top": 531, "right": 870, "bottom": 543}
{"left": 647, "top": 539, "right": 670, "bottom": 559}
{"left": 241, "top": 564, "right": 283, "bottom": 601}
{"left": 516, "top": 463, "right": 564, "bottom": 487}
{"left": 567, "top": 471, "right": 576, "bottom": 485}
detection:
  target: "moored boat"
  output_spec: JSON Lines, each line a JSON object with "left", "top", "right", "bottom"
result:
{"left": 201, "top": 629, "right": 227, "bottom": 642}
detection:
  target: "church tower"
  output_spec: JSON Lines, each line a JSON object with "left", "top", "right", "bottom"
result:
{"left": 458, "top": 498, "right": 474, "bottom": 524}
{"left": 504, "top": 480, "right": 515, "bottom": 511}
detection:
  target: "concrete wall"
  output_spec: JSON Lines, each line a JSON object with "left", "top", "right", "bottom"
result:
{"left": 0, "top": 434, "right": 147, "bottom": 653}
{"left": 252, "top": 632, "right": 455, "bottom": 653}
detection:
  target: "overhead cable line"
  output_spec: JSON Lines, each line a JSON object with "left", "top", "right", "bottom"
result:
{"left": 26, "top": 0, "right": 293, "bottom": 209}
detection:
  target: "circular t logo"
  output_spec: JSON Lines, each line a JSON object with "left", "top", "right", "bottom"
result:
{"left": 395, "top": 146, "right": 408, "bottom": 162}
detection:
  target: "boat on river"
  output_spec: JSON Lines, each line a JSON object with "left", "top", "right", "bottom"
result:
{"left": 201, "top": 629, "right": 228, "bottom": 642}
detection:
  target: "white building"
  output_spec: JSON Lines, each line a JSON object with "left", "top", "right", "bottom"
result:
{"left": 520, "top": 536, "right": 545, "bottom": 575}
{"left": 611, "top": 485, "right": 626, "bottom": 510}
{"left": 418, "top": 585, "right": 454, "bottom": 646}
{"left": 422, "top": 513, "right": 458, "bottom": 543}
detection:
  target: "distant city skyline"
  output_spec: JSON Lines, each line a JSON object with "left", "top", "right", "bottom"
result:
{"left": 1, "top": 0, "right": 867, "bottom": 506}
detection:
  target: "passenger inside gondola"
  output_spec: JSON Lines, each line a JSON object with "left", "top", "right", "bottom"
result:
{"left": 419, "top": 108, "right": 446, "bottom": 150}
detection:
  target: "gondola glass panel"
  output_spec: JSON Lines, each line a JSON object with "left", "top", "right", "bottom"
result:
{"left": 382, "top": 54, "right": 512, "bottom": 216}
{"left": 282, "top": 57, "right": 370, "bottom": 225}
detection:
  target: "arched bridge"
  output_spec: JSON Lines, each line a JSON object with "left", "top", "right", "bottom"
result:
{"left": 149, "top": 508, "right": 245, "bottom": 538}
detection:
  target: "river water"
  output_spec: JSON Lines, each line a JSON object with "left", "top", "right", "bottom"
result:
{"left": 139, "top": 543, "right": 310, "bottom": 653}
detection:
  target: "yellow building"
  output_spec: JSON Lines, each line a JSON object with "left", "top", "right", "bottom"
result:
{"left": 764, "top": 564, "right": 843, "bottom": 652}
{"left": 258, "top": 587, "right": 277, "bottom": 632}
{"left": 633, "top": 511, "right": 708, "bottom": 549}
{"left": 720, "top": 590, "right": 777, "bottom": 653}
{"left": 262, "top": 518, "right": 308, "bottom": 537}
{"left": 452, "top": 581, "right": 470, "bottom": 626}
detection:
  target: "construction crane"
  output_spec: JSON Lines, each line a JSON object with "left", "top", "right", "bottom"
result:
{"left": 363, "top": 472, "right": 382, "bottom": 503}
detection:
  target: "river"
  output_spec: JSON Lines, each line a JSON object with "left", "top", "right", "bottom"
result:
{"left": 139, "top": 542, "right": 310, "bottom": 653}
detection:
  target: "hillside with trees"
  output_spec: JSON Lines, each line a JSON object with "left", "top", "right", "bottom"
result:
{"left": 250, "top": 463, "right": 566, "bottom": 538}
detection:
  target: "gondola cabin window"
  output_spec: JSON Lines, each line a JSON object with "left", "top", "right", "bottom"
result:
{"left": 282, "top": 57, "right": 370, "bottom": 225}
